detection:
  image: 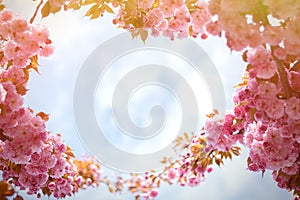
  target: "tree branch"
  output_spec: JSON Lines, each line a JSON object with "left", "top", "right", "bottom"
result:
{"left": 273, "top": 55, "right": 292, "bottom": 99}
{"left": 30, "top": 0, "right": 44, "bottom": 24}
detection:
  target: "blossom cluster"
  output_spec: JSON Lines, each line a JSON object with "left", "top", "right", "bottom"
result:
{"left": 2, "top": 0, "right": 298, "bottom": 199}
{"left": 41, "top": 0, "right": 212, "bottom": 40}
{"left": 0, "top": 9, "right": 53, "bottom": 68}
{"left": 206, "top": 0, "right": 300, "bottom": 53}
{"left": 119, "top": 133, "right": 239, "bottom": 200}
{"left": 204, "top": 46, "right": 300, "bottom": 198}
{"left": 238, "top": 47, "right": 299, "bottom": 197}
{"left": 113, "top": 0, "right": 212, "bottom": 40}
{"left": 0, "top": 8, "right": 102, "bottom": 199}
{"left": 46, "top": 0, "right": 300, "bottom": 52}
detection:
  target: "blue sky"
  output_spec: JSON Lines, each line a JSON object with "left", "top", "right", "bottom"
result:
{"left": 4, "top": 1, "right": 293, "bottom": 199}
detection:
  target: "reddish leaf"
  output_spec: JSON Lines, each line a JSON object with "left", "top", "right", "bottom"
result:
{"left": 28, "top": 55, "right": 40, "bottom": 73}
{"left": 36, "top": 112, "right": 49, "bottom": 122}
{"left": 157, "top": 179, "right": 161, "bottom": 187}
{"left": 14, "top": 195, "right": 23, "bottom": 200}
{"left": 0, "top": 129, "right": 8, "bottom": 142}
{"left": 0, "top": 180, "right": 14, "bottom": 197}
{"left": 242, "top": 50, "right": 248, "bottom": 62}
{"left": 139, "top": 29, "right": 148, "bottom": 43}
{"left": 0, "top": 52, "right": 4, "bottom": 63}
{"left": 16, "top": 85, "right": 27, "bottom": 95}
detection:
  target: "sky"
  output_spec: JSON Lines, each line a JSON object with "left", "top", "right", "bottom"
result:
{"left": 4, "top": 1, "right": 293, "bottom": 200}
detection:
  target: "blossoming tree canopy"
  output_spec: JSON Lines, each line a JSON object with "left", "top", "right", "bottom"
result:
{"left": 0, "top": 4, "right": 104, "bottom": 200}
{"left": 0, "top": 0, "right": 299, "bottom": 199}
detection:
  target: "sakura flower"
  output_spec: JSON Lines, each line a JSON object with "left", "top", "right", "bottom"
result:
{"left": 187, "top": 174, "right": 205, "bottom": 187}
{"left": 4, "top": 40, "right": 19, "bottom": 60}
{"left": 254, "top": 60, "right": 277, "bottom": 79}
{"left": 273, "top": 46, "right": 286, "bottom": 59}
{"left": 144, "top": 8, "right": 164, "bottom": 28}
{"left": 167, "top": 168, "right": 177, "bottom": 180}
{"left": 264, "top": 98, "right": 285, "bottom": 119}
{"left": 149, "top": 189, "right": 158, "bottom": 198}
{"left": 257, "top": 82, "right": 279, "bottom": 99}
{"left": 262, "top": 25, "right": 284, "bottom": 46}
{"left": 18, "top": 170, "right": 49, "bottom": 189}
{"left": 285, "top": 97, "right": 300, "bottom": 120}
{"left": 0, "top": 9, "right": 13, "bottom": 21}
{"left": 158, "top": 4, "right": 175, "bottom": 18}
{"left": 137, "top": 0, "right": 154, "bottom": 10}
{"left": 10, "top": 18, "right": 28, "bottom": 33}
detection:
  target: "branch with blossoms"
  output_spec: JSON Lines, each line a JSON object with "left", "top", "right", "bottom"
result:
{"left": 0, "top": 1, "right": 240, "bottom": 200}
{"left": 118, "top": 129, "right": 241, "bottom": 200}
{"left": 30, "top": 0, "right": 213, "bottom": 41}
{"left": 0, "top": 0, "right": 299, "bottom": 199}
{"left": 0, "top": 4, "right": 103, "bottom": 199}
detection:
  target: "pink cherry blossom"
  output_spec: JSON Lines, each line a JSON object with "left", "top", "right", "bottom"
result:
{"left": 0, "top": 9, "right": 13, "bottom": 21}
{"left": 10, "top": 18, "right": 28, "bottom": 32}
{"left": 285, "top": 97, "right": 300, "bottom": 120}
{"left": 137, "top": 0, "right": 154, "bottom": 10}
{"left": 3, "top": 40, "right": 19, "bottom": 60}
{"left": 167, "top": 168, "right": 177, "bottom": 180}
{"left": 187, "top": 174, "right": 204, "bottom": 187}
{"left": 273, "top": 46, "right": 286, "bottom": 59}
{"left": 1, "top": 1, "right": 300, "bottom": 200}
{"left": 144, "top": 8, "right": 164, "bottom": 28}
{"left": 262, "top": 25, "right": 284, "bottom": 46}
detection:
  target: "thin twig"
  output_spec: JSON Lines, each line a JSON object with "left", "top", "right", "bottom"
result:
{"left": 30, "top": 0, "right": 44, "bottom": 24}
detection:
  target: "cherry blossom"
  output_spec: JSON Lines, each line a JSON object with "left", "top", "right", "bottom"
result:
{"left": 0, "top": 0, "right": 299, "bottom": 199}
